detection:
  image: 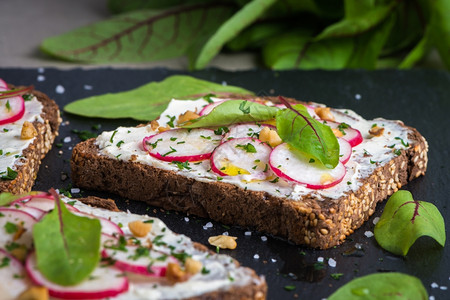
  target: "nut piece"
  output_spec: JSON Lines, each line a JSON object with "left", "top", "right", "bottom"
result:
{"left": 17, "top": 286, "right": 49, "bottom": 300}
{"left": 158, "top": 126, "right": 171, "bottom": 133}
{"left": 166, "top": 262, "right": 188, "bottom": 284}
{"left": 178, "top": 110, "right": 200, "bottom": 124}
{"left": 20, "top": 121, "right": 37, "bottom": 140}
{"left": 184, "top": 257, "right": 203, "bottom": 275}
{"left": 259, "top": 126, "right": 282, "bottom": 147}
{"left": 150, "top": 120, "right": 160, "bottom": 130}
{"left": 314, "top": 107, "right": 335, "bottom": 121}
{"left": 128, "top": 220, "right": 152, "bottom": 237}
{"left": 331, "top": 128, "right": 344, "bottom": 138}
{"left": 320, "top": 173, "right": 334, "bottom": 185}
{"left": 208, "top": 235, "right": 237, "bottom": 250}
{"left": 369, "top": 125, "right": 385, "bottom": 137}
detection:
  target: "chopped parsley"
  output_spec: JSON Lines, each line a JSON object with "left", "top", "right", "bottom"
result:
{"left": 4, "top": 222, "right": 18, "bottom": 234}
{"left": 161, "top": 147, "right": 177, "bottom": 157}
{"left": 201, "top": 267, "right": 210, "bottom": 274}
{"left": 170, "top": 137, "right": 177, "bottom": 141}
{"left": 0, "top": 257, "right": 10, "bottom": 268}
{"left": 3, "top": 128, "right": 9, "bottom": 132}
{"left": 235, "top": 143, "right": 257, "bottom": 153}
{"left": 394, "top": 149, "right": 402, "bottom": 156}
{"left": 202, "top": 93, "right": 215, "bottom": 103}
{"left": 284, "top": 285, "right": 296, "bottom": 291}
{"left": 149, "top": 138, "right": 162, "bottom": 149}
{"left": 239, "top": 101, "right": 251, "bottom": 114}
{"left": 1, "top": 167, "right": 17, "bottom": 180}
{"left": 116, "top": 140, "right": 124, "bottom": 147}
{"left": 71, "top": 129, "right": 97, "bottom": 141}
{"left": 176, "top": 141, "right": 185, "bottom": 145}
{"left": 5, "top": 100, "right": 11, "bottom": 112}
{"left": 337, "top": 122, "right": 349, "bottom": 135}
{"left": 109, "top": 130, "right": 118, "bottom": 143}
{"left": 309, "top": 158, "right": 315, "bottom": 163}
{"left": 214, "top": 126, "right": 229, "bottom": 135}
{"left": 171, "top": 161, "right": 191, "bottom": 170}
{"left": 270, "top": 177, "right": 279, "bottom": 183}
{"left": 331, "top": 273, "right": 344, "bottom": 280}
{"left": 166, "top": 115, "right": 176, "bottom": 128}
{"left": 200, "top": 135, "right": 211, "bottom": 140}
{"left": 395, "top": 137, "right": 410, "bottom": 147}
{"left": 22, "top": 94, "right": 33, "bottom": 101}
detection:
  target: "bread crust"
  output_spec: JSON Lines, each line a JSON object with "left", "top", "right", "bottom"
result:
{"left": 71, "top": 98, "right": 428, "bottom": 249}
{"left": 0, "top": 85, "right": 61, "bottom": 194}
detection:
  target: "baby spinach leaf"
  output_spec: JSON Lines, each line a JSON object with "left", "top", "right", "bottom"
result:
{"left": 276, "top": 98, "right": 339, "bottom": 168}
{"left": 374, "top": 190, "right": 445, "bottom": 256}
{"left": 64, "top": 75, "right": 253, "bottom": 121}
{"left": 33, "top": 189, "right": 101, "bottom": 286}
{"left": 41, "top": 3, "right": 234, "bottom": 63}
{"left": 191, "top": 0, "right": 277, "bottom": 69}
{"left": 328, "top": 272, "right": 428, "bottom": 300}
{"left": 181, "top": 100, "right": 279, "bottom": 128}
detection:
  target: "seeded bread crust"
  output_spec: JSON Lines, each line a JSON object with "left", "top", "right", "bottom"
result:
{"left": 0, "top": 85, "right": 61, "bottom": 194}
{"left": 71, "top": 97, "right": 428, "bottom": 249}
{"left": 78, "top": 196, "right": 267, "bottom": 300}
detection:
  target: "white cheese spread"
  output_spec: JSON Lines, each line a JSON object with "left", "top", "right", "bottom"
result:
{"left": 0, "top": 96, "right": 43, "bottom": 176}
{"left": 96, "top": 98, "right": 411, "bottom": 201}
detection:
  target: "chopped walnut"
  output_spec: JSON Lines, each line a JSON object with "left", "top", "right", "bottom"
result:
{"left": 314, "top": 107, "right": 335, "bottom": 121}
{"left": 331, "top": 128, "right": 344, "bottom": 138}
{"left": 178, "top": 110, "right": 199, "bottom": 124}
{"left": 150, "top": 120, "right": 160, "bottom": 130}
{"left": 208, "top": 235, "right": 237, "bottom": 250}
{"left": 20, "top": 121, "right": 37, "bottom": 140}
{"left": 128, "top": 220, "right": 152, "bottom": 237}
{"left": 259, "top": 127, "right": 282, "bottom": 147}
{"left": 17, "top": 286, "right": 49, "bottom": 300}
{"left": 369, "top": 126, "right": 384, "bottom": 137}
{"left": 184, "top": 257, "right": 203, "bottom": 275}
{"left": 158, "top": 126, "right": 171, "bottom": 133}
{"left": 166, "top": 262, "right": 188, "bottom": 284}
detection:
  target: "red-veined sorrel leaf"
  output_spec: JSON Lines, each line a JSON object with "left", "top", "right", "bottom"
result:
{"left": 0, "top": 86, "right": 33, "bottom": 100}
{"left": 32, "top": 189, "right": 101, "bottom": 286}
{"left": 374, "top": 190, "right": 445, "bottom": 256}
{"left": 276, "top": 97, "right": 339, "bottom": 169}
{"left": 328, "top": 272, "right": 428, "bottom": 300}
{"left": 40, "top": 3, "right": 234, "bottom": 63}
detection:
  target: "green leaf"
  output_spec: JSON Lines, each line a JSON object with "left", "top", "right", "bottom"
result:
{"left": 191, "top": 0, "right": 277, "bottom": 69}
{"left": 429, "top": 0, "right": 450, "bottom": 69}
{"left": 399, "top": 27, "right": 431, "bottom": 69}
{"left": 328, "top": 272, "right": 428, "bottom": 300}
{"left": 40, "top": 3, "right": 234, "bottom": 63}
{"left": 181, "top": 100, "right": 279, "bottom": 128}
{"left": 64, "top": 75, "right": 253, "bottom": 121}
{"left": 0, "top": 192, "right": 21, "bottom": 206}
{"left": 33, "top": 190, "right": 101, "bottom": 286}
{"left": 276, "top": 100, "right": 339, "bottom": 168}
{"left": 374, "top": 190, "right": 446, "bottom": 256}
{"left": 107, "top": 0, "right": 207, "bottom": 14}
{"left": 226, "top": 22, "right": 289, "bottom": 51}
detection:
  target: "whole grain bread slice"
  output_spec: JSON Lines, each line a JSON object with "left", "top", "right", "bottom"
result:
{"left": 0, "top": 85, "right": 61, "bottom": 194}
{"left": 71, "top": 97, "right": 428, "bottom": 249}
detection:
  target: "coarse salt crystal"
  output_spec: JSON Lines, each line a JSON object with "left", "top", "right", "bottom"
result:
{"left": 355, "top": 243, "right": 363, "bottom": 250}
{"left": 317, "top": 257, "right": 324, "bottom": 263}
{"left": 222, "top": 232, "right": 229, "bottom": 236}
{"left": 253, "top": 254, "right": 259, "bottom": 259}
{"left": 431, "top": 282, "right": 439, "bottom": 288}
{"left": 429, "top": 296, "right": 435, "bottom": 300}
{"left": 373, "top": 217, "right": 380, "bottom": 225}
{"left": 63, "top": 136, "right": 71, "bottom": 143}
{"left": 184, "top": 217, "right": 189, "bottom": 222}
{"left": 205, "top": 222, "right": 213, "bottom": 228}
{"left": 56, "top": 85, "right": 65, "bottom": 94}
{"left": 222, "top": 81, "right": 227, "bottom": 86}
{"left": 364, "top": 231, "right": 374, "bottom": 238}
{"left": 70, "top": 188, "right": 80, "bottom": 194}
{"left": 440, "top": 286, "right": 448, "bottom": 290}
{"left": 271, "top": 258, "right": 277, "bottom": 263}
{"left": 37, "top": 75, "right": 45, "bottom": 82}
{"left": 84, "top": 85, "right": 93, "bottom": 90}
{"left": 244, "top": 231, "right": 252, "bottom": 236}
{"left": 328, "top": 258, "right": 337, "bottom": 267}
{"left": 355, "top": 94, "right": 361, "bottom": 100}
{"left": 38, "top": 67, "right": 45, "bottom": 73}
{"left": 261, "top": 236, "right": 267, "bottom": 242}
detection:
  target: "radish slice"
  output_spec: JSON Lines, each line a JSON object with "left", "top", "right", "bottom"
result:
{"left": 74, "top": 212, "right": 124, "bottom": 236}
{"left": 338, "top": 138, "right": 352, "bottom": 164}
{"left": 199, "top": 100, "right": 227, "bottom": 116}
{"left": 143, "top": 128, "right": 222, "bottom": 162}
{"left": 0, "top": 208, "right": 36, "bottom": 250}
{"left": 0, "top": 95, "right": 25, "bottom": 125}
{"left": 22, "top": 197, "right": 79, "bottom": 213}
{"left": 26, "top": 252, "right": 129, "bottom": 299}
{"left": 323, "top": 121, "right": 363, "bottom": 147}
{"left": 102, "top": 245, "right": 176, "bottom": 277}
{"left": 223, "top": 123, "right": 275, "bottom": 141}
{"left": 211, "top": 137, "right": 272, "bottom": 180}
{"left": 269, "top": 143, "right": 346, "bottom": 189}
{"left": 275, "top": 103, "right": 319, "bottom": 119}
{"left": 0, "top": 249, "right": 29, "bottom": 300}
{"left": 0, "top": 78, "right": 7, "bottom": 89}
{"left": 7, "top": 203, "right": 45, "bottom": 220}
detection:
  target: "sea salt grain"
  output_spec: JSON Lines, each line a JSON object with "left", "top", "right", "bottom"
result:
{"left": 222, "top": 232, "right": 229, "bottom": 236}
{"left": 372, "top": 217, "right": 380, "bottom": 225}
{"left": 261, "top": 236, "right": 267, "bottom": 242}
{"left": 63, "top": 136, "right": 71, "bottom": 143}
{"left": 38, "top": 67, "right": 45, "bottom": 73}
{"left": 253, "top": 254, "right": 259, "bottom": 259}
{"left": 317, "top": 257, "right": 324, "bottom": 263}
{"left": 429, "top": 296, "right": 435, "bottom": 300}
{"left": 222, "top": 81, "right": 227, "bottom": 86}
{"left": 56, "top": 85, "right": 65, "bottom": 94}
{"left": 203, "top": 222, "right": 213, "bottom": 229}
{"left": 440, "top": 286, "right": 448, "bottom": 290}
{"left": 355, "top": 94, "right": 361, "bottom": 100}
{"left": 84, "top": 85, "right": 93, "bottom": 90}
{"left": 328, "top": 258, "right": 337, "bottom": 267}
{"left": 37, "top": 75, "right": 45, "bottom": 82}
{"left": 244, "top": 231, "right": 252, "bottom": 236}
{"left": 184, "top": 217, "right": 189, "bottom": 222}
{"left": 271, "top": 258, "right": 277, "bottom": 263}
{"left": 70, "top": 188, "right": 80, "bottom": 194}
{"left": 364, "top": 231, "right": 374, "bottom": 238}
{"left": 431, "top": 282, "right": 439, "bottom": 288}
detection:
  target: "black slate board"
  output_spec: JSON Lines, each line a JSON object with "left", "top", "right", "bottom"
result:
{"left": 1, "top": 67, "right": 449, "bottom": 299}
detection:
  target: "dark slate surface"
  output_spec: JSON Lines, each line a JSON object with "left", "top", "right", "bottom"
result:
{"left": 1, "top": 68, "right": 449, "bottom": 299}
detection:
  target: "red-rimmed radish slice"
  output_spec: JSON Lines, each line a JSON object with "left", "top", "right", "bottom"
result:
{"left": 10, "top": 192, "right": 52, "bottom": 206}
{"left": 22, "top": 197, "right": 79, "bottom": 213}
{"left": 8, "top": 203, "right": 45, "bottom": 220}
{"left": 0, "top": 78, "right": 7, "bottom": 89}
{"left": 102, "top": 245, "right": 176, "bottom": 277}
{"left": 338, "top": 138, "right": 352, "bottom": 164}
{"left": 223, "top": 123, "right": 275, "bottom": 141}
{"left": 26, "top": 252, "right": 128, "bottom": 299}
{"left": 73, "top": 212, "right": 124, "bottom": 236}
{"left": 323, "top": 121, "right": 363, "bottom": 147}
{"left": 199, "top": 100, "right": 227, "bottom": 116}
{"left": 211, "top": 137, "right": 272, "bottom": 179}
{"left": 0, "top": 249, "right": 29, "bottom": 299}
{"left": 275, "top": 103, "right": 319, "bottom": 119}
{"left": 143, "top": 128, "right": 221, "bottom": 162}
{"left": 0, "top": 208, "right": 36, "bottom": 249}
{"left": 0, "top": 96, "right": 25, "bottom": 125}
{"left": 269, "top": 143, "right": 346, "bottom": 189}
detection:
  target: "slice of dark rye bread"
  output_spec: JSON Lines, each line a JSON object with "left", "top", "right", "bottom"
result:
{"left": 71, "top": 96, "right": 428, "bottom": 249}
{"left": 0, "top": 85, "right": 61, "bottom": 194}
{"left": 78, "top": 196, "right": 267, "bottom": 300}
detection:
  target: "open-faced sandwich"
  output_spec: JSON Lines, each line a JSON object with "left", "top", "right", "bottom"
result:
{"left": 0, "top": 78, "right": 61, "bottom": 194}
{"left": 71, "top": 95, "right": 428, "bottom": 249}
{"left": 0, "top": 191, "right": 266, "bottom": 299}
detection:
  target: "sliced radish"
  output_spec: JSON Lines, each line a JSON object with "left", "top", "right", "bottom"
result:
{"left": 211, "top": 137, "right": 272, "bottom": 180}
{"left": 199, "top": 100, "right": 227, "bottom": 116}
{"left": 7, "top": 203, "right": 45, "bottom": 220}
{"left": 21, "top": 196, "right": 79, "bottom": 213}
{"left": 0, "top": 95, "right": 25, "bottom": 125}
{"left": 275, "top": 103, "right": 319, "bottom": 119}
{"left": 0, "top": 208, "right": 36, "bottom": 250}
{"left": 322, "top": 121, "right": 363, "bottom": 147}
{"left": 74, "top": 212, "right": 124, "bottom": 236}
{"left": 0, "top": 249, "right": 29, "bottom": 300}
{"left": 223, "top": 123, "right": 275, "bottom": 141}
{"left": 338, "top": 138, "right": 352, "bottom": 164}
{"left": 269, "top": 143, "right": 346, "bottom": 189}
{"left": 102, "top": 245, "right": 176, "bottom": 277}
{"left": 0, "top": 78, "right": 7, "bottom": 89}
{"left": 143, "top": 128, "right": 222, "bottom": 162}
{"left": 26, "top": 252, "right": 128, "bottom": 299}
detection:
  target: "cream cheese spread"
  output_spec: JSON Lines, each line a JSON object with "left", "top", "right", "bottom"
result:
{"left": 96, "top": 98, "right": 412, "bottom": 201}
{"left": 0, "top": 96, "right": 43, "bottom": 176}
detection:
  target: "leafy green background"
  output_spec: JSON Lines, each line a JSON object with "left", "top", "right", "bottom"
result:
{"left": 40, "top": 0, "right": 450, "bottom": 70}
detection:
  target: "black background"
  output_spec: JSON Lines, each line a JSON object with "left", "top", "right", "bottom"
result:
{"left": 1, "top": 67, "right": 449, "bottom": 299}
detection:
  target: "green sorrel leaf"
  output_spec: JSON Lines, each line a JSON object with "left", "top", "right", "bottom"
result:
{"left": 399, "top": 28, "right": 431, "bottom": 69}
{"left": 328, "top": 272, "right": 428, "bottom": 300}
{"left": 191, "top": 0, "right": 277, "bottom": 69}
{"left": 374, "top": 190, "right": 446, "bottom": 256}
{"left": 276, "top": 98, "right": 339, "bottom": 168}
{"left": 0, "top": 192, "right": 21, "bottom": 206}
{"left": 41, "top": 3, "right": 234, "bottom": 63}
{"left": 429, "top": 0, "right": 450, "bottom": 69}
{"left": 226, "top": 22, "right": 288, "bottom": 51}
{"left": 181, "top": 100, "right": 279, "bottom": 128}
{"left": 64, "top": 75, "right": 253, "bottom": 121}
{"left": 33, "top": 190, "right": 101, "bottom": 286}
